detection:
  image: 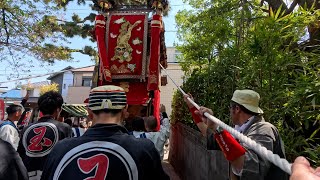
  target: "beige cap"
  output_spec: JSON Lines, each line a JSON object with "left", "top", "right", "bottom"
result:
{"left": 231, "top": 90, "right": 263, "bottom": 114}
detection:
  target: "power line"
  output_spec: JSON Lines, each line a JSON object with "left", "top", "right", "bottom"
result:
{"left": 0, "top": 65, "right": 94, "bottom": 84}
{"left": 0, "top": 69, "right": 66, "bottom": 84}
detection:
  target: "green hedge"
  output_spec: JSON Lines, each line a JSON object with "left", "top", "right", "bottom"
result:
{"left": 171, "top": 65, "right": 319, "bottom": 165}
{"left": 172, "top": 0, "right": 320, "bottom": 166}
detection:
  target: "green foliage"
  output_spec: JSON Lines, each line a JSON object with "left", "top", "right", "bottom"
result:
{"left": 172, "top": 0, "right": 320, "bottom": 166}
{"left": 0, "top": 0, "right": 96, "bottom": 78}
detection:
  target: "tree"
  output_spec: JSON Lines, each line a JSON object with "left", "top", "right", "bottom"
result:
{"left": 262, "top": 0, "right": 320, "bottom": 48}
{"left": 173, "top": 0, "right": 320, "bottom": 165}
{"left": 0, "top": 0, "right": 169, "bottom": 81}
{"left": 39, "top": 83, "right": 58, "bottom": 95}
{"left": 0, "top": 0, "right": 97, "bottom": 79}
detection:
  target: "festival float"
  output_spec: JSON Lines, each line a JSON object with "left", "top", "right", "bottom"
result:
{"left": 90, "top": 0, "right": 169, "bottom": 130}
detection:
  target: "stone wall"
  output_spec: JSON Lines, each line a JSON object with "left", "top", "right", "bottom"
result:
{"left": 169, "top": 122, "right": 229, "bottom": 180}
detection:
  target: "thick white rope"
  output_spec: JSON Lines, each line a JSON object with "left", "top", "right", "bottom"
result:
{"left": 160, "top": 64, "right": 292, "bottom": 175}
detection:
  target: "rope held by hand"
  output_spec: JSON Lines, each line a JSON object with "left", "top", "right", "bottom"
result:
{"left": 160, "top": 64, "right": 292, "bottom": 175}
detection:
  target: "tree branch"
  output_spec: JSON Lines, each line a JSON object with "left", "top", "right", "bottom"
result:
{"left": 0, "top": 41, "right": 32, "bottom": 49}
{"left": 57, "top": 13, "right": 96, "bottom": 24}
{"left": 2, "top": 9, "right": 9, "bottom": 44}
{"left": 263, "top": 0, "right": 289, "bottom": 12}
{"left": 285, "top": 0, "right": 299, "bottom": 14}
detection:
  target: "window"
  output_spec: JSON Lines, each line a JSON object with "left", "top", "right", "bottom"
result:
{"left": 82, "top": 77, "right": 92, "bottom": 87}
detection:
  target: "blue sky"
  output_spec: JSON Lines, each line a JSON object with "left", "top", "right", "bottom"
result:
{"left": 0, "top": 1, "right": 191, "bottom": 90}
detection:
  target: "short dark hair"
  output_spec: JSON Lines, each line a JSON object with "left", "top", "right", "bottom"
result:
{"left": 144, "top": 116, "right": 157, "bottom": 131}
{"left": 91, "top": 109, "right": 122, "bottom": 116}
{"left": 230, "top": 101, "right": 259, "bottom": 116}
{"left": 6, "top": 104, "right": 24, "bottom": 115}
{"left": 38, "top": 91, "right": 63, "bottom": 115}
{"left": 131, "top": 117, "right": 146, "bottom": 131}
{"left": 64, "top": 118, "right": 72, "bottom": 126}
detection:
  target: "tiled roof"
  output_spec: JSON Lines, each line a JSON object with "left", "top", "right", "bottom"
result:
{"left": 62, "top": 104, "right": 88, "bottom": 117}
{"left": 0, "top": 89, "right": 21, "bottom": 99}
{"left": 47, "top": 66, "right": 74, "bottom": 80}
{"left": 71, "top": 65, "right": 94, "bottom": 72}
{"left": 21, "top": 81, "right": 50, "bottom": 89}
{"left": 47, "top": 65, "right": 94, "bottom": 80}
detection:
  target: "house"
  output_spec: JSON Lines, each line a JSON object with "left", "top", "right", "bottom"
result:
{"left": 47, "top": 65, "right": 94, "bottom": 104}
{"left": 20, "top": 81, "right": 50, "bottom": 108}
{"left": 21, "top": 81, "right": 50, "bottom": 98}
{"left": 0, "top": 89, "right": 23, "bottom": 105}
{"left": 0, "top": 82, "right": 45, "bottom": 106}
{"left": 47, "top": 66, "right": 74, "bottom": 100}
{"left": 47, "top": 47, "right": 184, "bottom": 116}
{"left": 65, "top": 66, "right": 94, "bottom": 104}
{"left": 159, "top": 47, "right": 184, "bottom": 117}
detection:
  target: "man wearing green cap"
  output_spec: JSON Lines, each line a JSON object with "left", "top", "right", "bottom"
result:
{"left": 41, "top": 85, "right": 169, "bottom": 180}
{"left": 184, "top": 89, "right": 288, "bottom": 180}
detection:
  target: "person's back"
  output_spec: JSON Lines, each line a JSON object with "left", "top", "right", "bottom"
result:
{"left": 71, "top": 127, "right": 85, "bottom": 137}
{"left": 129, "top": 114, "right": 170, "bottom": 160}
{"left": 145, "top": 117, "right": 170, "bottom": 160}
{"left": 0, "top": 139, "right": 28, "bottom": 180}
{"left": 242, "top": 117, "right": 288, "bottom": 180}
{"left": 17, "top": 91, "right": 72, "bottom": 180}
{"left": 41, "top": 85, "right": 169, "bottom": 180}
{"left": 129, "top": 116, "right": 147, "bottom": 138}
{"left": 41, "top": 124, "right": 168, "bottom": 180}
{"left": 64, "top": 118, "right": 85, "bottom": 137}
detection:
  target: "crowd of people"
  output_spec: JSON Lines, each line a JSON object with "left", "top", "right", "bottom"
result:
{"left": 0, "top": 85, "right": 318, "bottom": 180}
{"left": 64, "top": 118, "right": 92, "bottom": 137}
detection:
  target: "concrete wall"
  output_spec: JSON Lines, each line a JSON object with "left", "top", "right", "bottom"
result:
{"left": 160, "top": 63, "right": 184, "bottom": 117}
{"left": 61, "top": 71, "right": 74, "bottom": 99}
{"left": 65, "top": 86, "right": 91, "bottom": 104}
{"left": 169, "top": 123, "right": 229, "bottom": 180}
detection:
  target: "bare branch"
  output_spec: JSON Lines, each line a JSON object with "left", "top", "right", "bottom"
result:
{"left": 0, "top": 41, "right": 34, "bottom": 51}
{"left": 2, "top": 9, "right": 9, "bottom": 43}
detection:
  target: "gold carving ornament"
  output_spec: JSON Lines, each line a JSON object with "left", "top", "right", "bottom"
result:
{"left": 111, "top": 17, "right": 142, "bottom": 63}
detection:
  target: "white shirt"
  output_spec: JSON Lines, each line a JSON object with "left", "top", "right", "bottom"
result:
{"left": 0, "top": 123, "right": 20, "bottom": 150}
{"left": 72, "top": 127, "right": 85, "bottom": 137}
{"left": 131, "top": 131, "right": 146, "bottom": 138}
{"left": 131, "top": 118, "right": 170, "bottom": 160}
{"left": 234, "top": 116, "right": 255, "bottom": 133}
